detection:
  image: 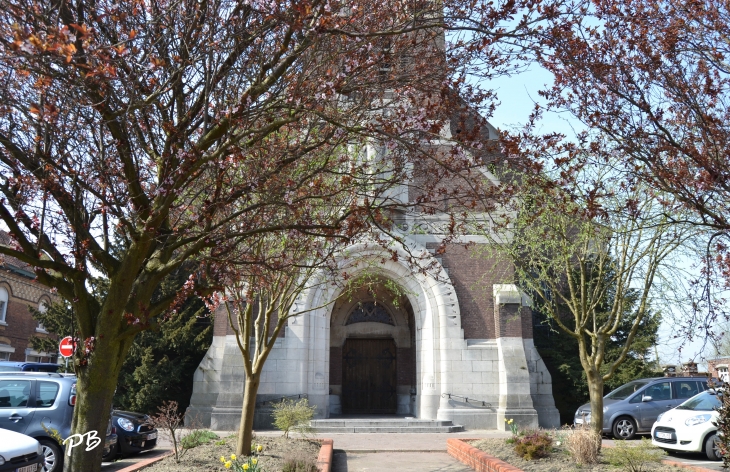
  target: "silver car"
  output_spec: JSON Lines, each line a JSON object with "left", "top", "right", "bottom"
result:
{"left": 0, "top": 372, "right": 115, "bottom": 472}
{"left": 574, "top": 377, "right": 711, "bottom": 439}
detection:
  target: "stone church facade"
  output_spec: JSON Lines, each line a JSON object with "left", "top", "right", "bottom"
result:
{"left": 187, "top": 136, "right": 561, "bottom": 430}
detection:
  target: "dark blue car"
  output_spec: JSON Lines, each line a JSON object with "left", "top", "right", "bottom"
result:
{"left": 0, "top": 361, "right": 61, "bottom": 373}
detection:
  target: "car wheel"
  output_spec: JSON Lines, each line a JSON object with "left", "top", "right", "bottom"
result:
{"left": 612, "top": 416, "right": 637, "bottom": 440}
{"left": 704, "top": 433, "right": 722, "bottom": 461}
{"left": 39, "top": 439, "right": 63, "bottom": 472}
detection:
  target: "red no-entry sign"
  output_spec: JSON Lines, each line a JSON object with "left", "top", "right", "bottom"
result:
{"left": 59, "top": 336, "right": 75, "bottom": 358}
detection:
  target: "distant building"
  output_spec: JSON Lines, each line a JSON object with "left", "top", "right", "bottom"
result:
{"left": 662, "top": 362, "right": 707, "bottom": 378}
{"left": 707, "top": 357, "right": 730, "bottom": 383}
{"left": 0, "top": 231, "right": 58, "bottom": 363}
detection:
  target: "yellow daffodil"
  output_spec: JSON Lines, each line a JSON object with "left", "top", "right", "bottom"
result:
{"left": 256, "top": 444, "right": 263, "bottom": 452}
{"left": 243, "top": 464, "right": 249, "bottom": 470}
{"left": 230, "top": 454, "right": 236, "bottom": 460}
{"left": 220, "top": 456, "right": 226, "bottom": 463}
{"left": 224, "top": 461, "right": 232, "bottom": 469}
{"left": 251, "top": 458, "right": 258, "bottom": 465}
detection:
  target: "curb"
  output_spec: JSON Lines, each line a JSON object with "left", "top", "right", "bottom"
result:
{"left": 317, "top": 438, "right": 334, "bottom": 472}
{"left": 449, "top": 438, "right": 718, "bottom": 472}
{"left": 447, "top": 438, "right": 522, "bottom": 472}
{"left": 114, "top": 451, "right": 174, "bottom": 472}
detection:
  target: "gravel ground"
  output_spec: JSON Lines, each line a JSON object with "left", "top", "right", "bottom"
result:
{"left": 469, "top": 438, "right": 687, "bottom": 472}
{"left": 142, "top": 434, "right": 320, "bottom": 472}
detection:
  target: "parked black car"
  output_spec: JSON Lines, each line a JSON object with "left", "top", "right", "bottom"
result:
{"left": 109, "top": 410, "right": 157, "bottom": 458}
{"left": 102, "top": 410, "right": 118, "bottom": 462}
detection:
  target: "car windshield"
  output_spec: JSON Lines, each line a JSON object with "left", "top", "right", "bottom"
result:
{"left": 605, "top": 380, "right": 652, "bottom": 400}
{"left": 676, "top": 391, "right": 722, "bottom": 411}
{"left": 0, "top": 366, "right": 21, "bottom": 372}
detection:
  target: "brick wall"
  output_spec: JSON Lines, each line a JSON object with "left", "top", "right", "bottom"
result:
{"left": 706, "top": 358, "right": 729, "bottom": 381}
{"left": 0, "top": 269, "right": 58, "bottom": 362}
{"left": 521, "top": 306, "right": 533, "bottom": 339}
{"left": 213, "top": 303, "right": 234, "bottom": 336}
{"left": 446, "top": 438, "right": 522, "bottom": 472}
{"left": 494, "top": 303, "right": 532, "bottom": 338}
{"left": 436, "top": 244, "right": 513, "bottom": 340}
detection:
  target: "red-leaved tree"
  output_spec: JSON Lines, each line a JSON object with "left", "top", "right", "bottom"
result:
{"left": 0, "top": 0, "right": 504, "bottom": 470}
{"left": 534, "top": 0, "right": 730, "bottom": 338}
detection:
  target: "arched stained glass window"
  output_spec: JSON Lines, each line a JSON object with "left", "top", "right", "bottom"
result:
{"left": 345, "top": 302, "right": 394, "bottom": 326}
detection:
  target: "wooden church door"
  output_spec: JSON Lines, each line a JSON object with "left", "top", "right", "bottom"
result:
{"left": 341, "top": 338, "right": 397, "bottom": 414}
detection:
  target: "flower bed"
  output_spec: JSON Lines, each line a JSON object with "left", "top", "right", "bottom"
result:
{"left": 448, "top": 437, "right": 691, "bottom": 472}
{"left": 141, "top": 434, "right": 323, "bottom": 471}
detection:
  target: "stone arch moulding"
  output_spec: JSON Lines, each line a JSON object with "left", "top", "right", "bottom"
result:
{"left": 293, "top": 239, "right": 464, "bottom": 422}
{"left": 0, "top": 282, "right": 14, "bottom": 300}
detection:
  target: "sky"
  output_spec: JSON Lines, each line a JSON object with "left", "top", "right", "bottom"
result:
{"left": 483, "top": 66, "right": 722, "bottom": 370}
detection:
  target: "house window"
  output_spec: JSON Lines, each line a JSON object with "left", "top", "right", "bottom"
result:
{"left": 25, "top": 347, "right": 50, "bottom": 363}
{"left": 0, "top": 343, "right": 15, "bottom": 361}
{"left": 36, "top": 300, "right": 48, "bottom": 333}
{"left": 717, "top": 365, "right": 729, "bottom": 383}
{"left": 0, "top": 287, "right": 7, "bottom": 325}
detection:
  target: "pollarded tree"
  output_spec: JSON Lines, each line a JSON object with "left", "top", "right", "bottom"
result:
{"left": 533, "top": 271, "right": 662, "bottom": 423}
{"left": 483, "top": 158, "right": 698, "bottom": 439}
{"left": 0, "top": 1, "right": 493, "bottom": 470}
{"left": 212, "top": 230, "right": 342, "bottom": 456}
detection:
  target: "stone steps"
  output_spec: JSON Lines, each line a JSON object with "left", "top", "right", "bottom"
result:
{"left": 310, "top": 418, "right": 464, "bottom": 433}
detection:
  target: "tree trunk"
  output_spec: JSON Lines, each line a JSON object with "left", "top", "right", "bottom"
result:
{"left": 587, "top": 374, "right": 605, "bottom": 440}
{"left": 64, "top": 340, "right": 127, "bottom": 472}
{"left": 236, "top": 375, "right": 261, "bottom": 457}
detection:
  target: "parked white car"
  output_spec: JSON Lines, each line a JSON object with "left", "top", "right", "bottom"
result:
{"left": 651, "top": 389, "right": 723, "bottom": 460}
{"left": 0, "top": 428, "right": 45, "bottom": 472}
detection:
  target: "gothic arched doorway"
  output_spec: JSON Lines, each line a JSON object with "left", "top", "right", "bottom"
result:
{"left": 329, "top": 281, "right": 415, "bottom": 416}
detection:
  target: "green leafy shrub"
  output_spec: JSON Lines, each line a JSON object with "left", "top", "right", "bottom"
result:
{"left": 514, "top": 431, "right": 553, "bottom": 460}
{"left": 272, "top": 398, "right": 315, "bottom": 438}
{"left": 180, "top": 429, "right": 218, "bottom": 449}
{"left": 602, "top": 438, "right": 664, "bottom": 472}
